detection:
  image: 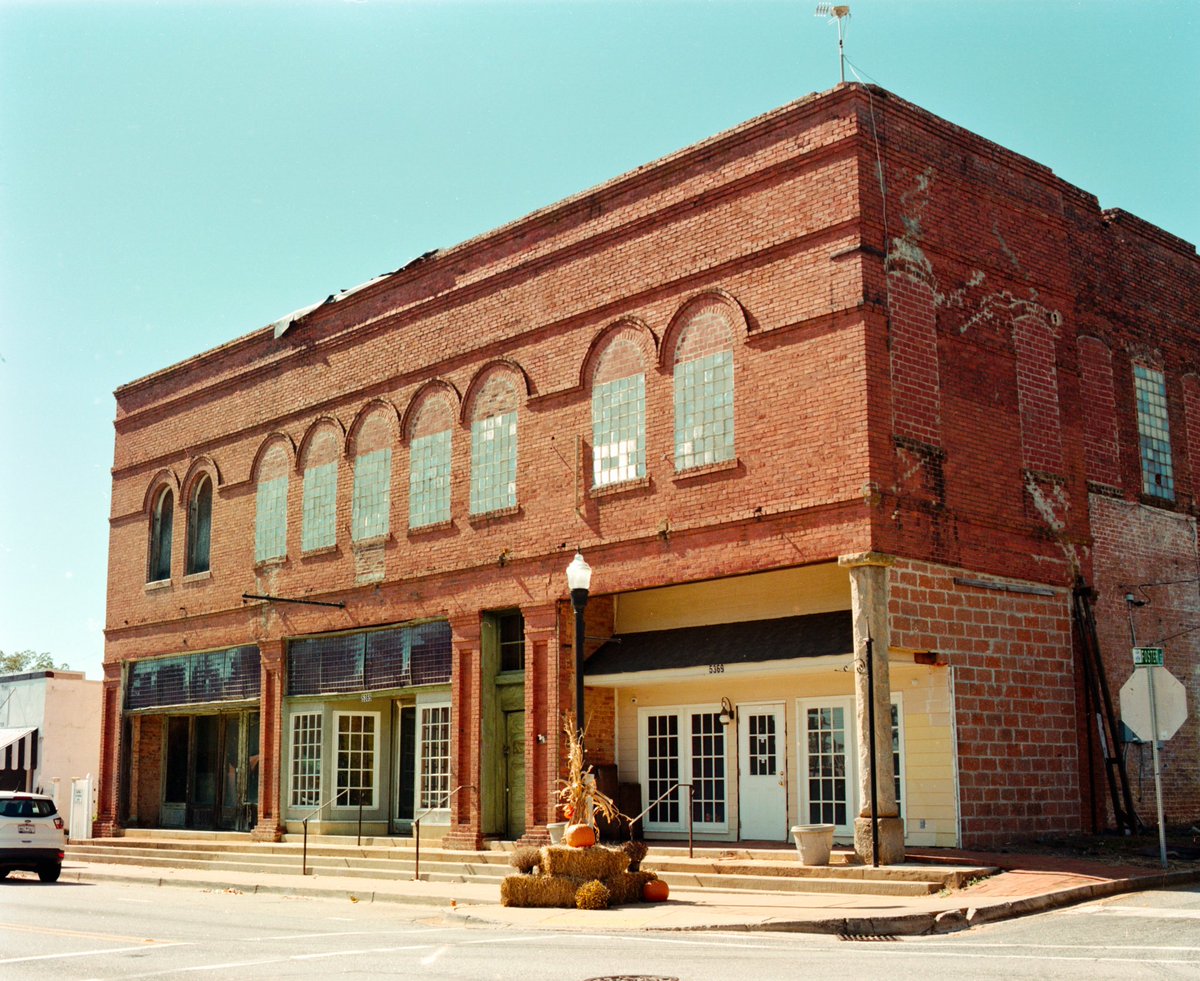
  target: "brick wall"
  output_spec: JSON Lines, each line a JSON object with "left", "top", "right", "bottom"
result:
{"left": 1088, "top": 494, "right": 1200, "bottom": 825}
{"left": 889, "top": 558, "right": 1080, "bottom": 845}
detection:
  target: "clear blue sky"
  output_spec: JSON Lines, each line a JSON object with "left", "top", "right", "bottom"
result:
{"left": 1, "top": 0, "right": 1196, "bottom": 680}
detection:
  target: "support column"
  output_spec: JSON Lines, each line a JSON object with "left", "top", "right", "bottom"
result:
{"left": 252, "top": 639, "right": 285, "bottom": 842}
{"left": 521, "top": 603, "right": 559, "bottom": 842}
{"left": 443, "top": 612, "right": 484, "bottom": 850}
{"left": 839, "top": 551, "right": 905, "bottom": 864}
{"left": 92, "top": 661, "right": 123, "bottom": 838}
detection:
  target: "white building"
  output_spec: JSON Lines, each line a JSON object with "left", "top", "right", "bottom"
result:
{"left": 0, "top": 671, "right": 101, "bottom": 825}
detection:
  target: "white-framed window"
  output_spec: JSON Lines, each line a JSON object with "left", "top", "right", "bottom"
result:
{"left": 592, "top": 373, "right": 646, "bottom": 487}
{"left": 796, "top": 696, "right": 854, "bottom": 835}
{"left": 470, "top": 411, "right": 517, "bottom": 514}
{"left": 674, "top": 349, "right": 734, "bottom": 470}
{"left": 795, "top": 695, "right": 906, "bottom": 836}
{"left": 255, "top": 474, "right": 288, "bottom": 562}
{"left": 302, "top": 461, "right": 338, "bottom": 551}
{"left": 637, "top": 706, "right": 728, "bottom": 834}
{"left": 289, "top": 712, "right": 322, "bottom": 808}
{"left": 333, "top": 711, "right": 379, "bottom": 808}
{"left": 417, "top": 701, "right": 452, "bottom": 822}
{"left": 147, "top": 485, "right": 174, "bottom": 582}
{"left": 891, "top": 694, "right": 906, "bottom": 819}
{"left": 1134, "top": 365, "right": 1174, "bottom": 501}
{"left": 409, "top": 429, "right": 452, "bottom": 528}
{"left": 352, "top": 448, "right": 392, "bottom": 541}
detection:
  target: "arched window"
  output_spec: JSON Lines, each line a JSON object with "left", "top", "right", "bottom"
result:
{"left": 255, "top": 442, "right": 290, "bottom": 563}
{"left": 351, "top": 407, "right": 394, "bottom": 541}
{"left": 672, "top": 301, "right": 735, "bottom": 471}
{"left": 469, "top": 371, "right": 519, "bottom": 515}
{"left": 148, "top": 486, "right": 174, "bottom": 582}
{"left": 591, "top": 335, "right": 646, "bottom": 487}
{"left": 185, "top": 475, "right": 213, "bottom": 575}
{"left": 300, "top": 426, "right": 340, "bottom": 552}
{"left": 408, "top": 391, "right": 455, "bottom": 529}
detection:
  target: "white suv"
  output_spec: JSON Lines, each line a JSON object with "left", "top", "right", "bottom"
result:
{"left": 0, "top": 791, "right": 67, "bottom": 883}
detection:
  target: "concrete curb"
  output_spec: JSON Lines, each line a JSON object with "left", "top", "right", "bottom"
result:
{"left": 54, "top": 863, "right": 1200, "bottom": 937}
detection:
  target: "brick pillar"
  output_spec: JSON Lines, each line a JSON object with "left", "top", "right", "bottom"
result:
{"left": 92, "top": 660, "right": 123, "bottom": 838}
{"left": 520, "top": 603, "right": 560, "bottom": 842}
{"left": 839, "top": 551, "right": 904, "bottom": 864}
{"left": 443, "top": 612, "right": 484, "bottom": 850}
{"left": 252, "top": 639, "right": 285, "bottom": 841}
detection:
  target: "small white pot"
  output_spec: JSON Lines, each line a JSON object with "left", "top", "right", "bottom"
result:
{"left": 790, "top": 824, "right": 835, "bottom": 866}
{"left": 546, "top": 821, "right": 567, "bottom": 844}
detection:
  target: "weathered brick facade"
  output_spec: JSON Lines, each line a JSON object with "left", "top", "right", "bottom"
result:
{"left": 98, "top": 84, "right": 1198, "bottom": 849}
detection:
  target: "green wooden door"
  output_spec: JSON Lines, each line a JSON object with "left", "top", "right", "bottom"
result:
{"left": 504, "top": 711, "right": 525, "bottom": 839}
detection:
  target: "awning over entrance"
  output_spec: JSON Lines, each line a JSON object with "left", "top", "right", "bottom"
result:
{"left": 0, "top": 726, "right": 38, "bottom": 771}
{"left": 585, "top": 610, "right": 852, "bottom": 678}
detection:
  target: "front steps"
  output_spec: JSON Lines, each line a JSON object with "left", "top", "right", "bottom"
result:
{"left": 67, "top": 832, "right": 992, "bottom": 898}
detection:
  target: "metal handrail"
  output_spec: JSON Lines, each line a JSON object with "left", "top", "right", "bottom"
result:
{"left": 300, "top": 789, "right": 366, "bottom": 875}
{"left": 627, "top": 782, "right": 694, "bottom": 859}
{"left": 412, "top": 784, "right": 473, "bottom": 881}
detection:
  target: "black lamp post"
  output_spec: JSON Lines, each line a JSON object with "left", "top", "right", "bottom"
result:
{"left": 566, "top": 552, "right": 592, "bottom": 749}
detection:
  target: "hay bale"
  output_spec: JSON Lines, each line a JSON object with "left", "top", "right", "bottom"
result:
{"left": 539, "top": 843, "right": 629, "bottom": 879}
{"left": 603, "top": 870, "right": 658, "bottom": 905}
{"left": 500, "top": 874, "right": 580, "bottom": 908}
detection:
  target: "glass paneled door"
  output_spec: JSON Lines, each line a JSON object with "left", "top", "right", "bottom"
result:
{"left": 798, "top": 699, "right": 854, "bottom": 837}
{"left": 737, "top": 703, "right": 788, "bottom": 840}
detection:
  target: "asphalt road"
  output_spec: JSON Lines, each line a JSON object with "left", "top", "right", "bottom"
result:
{"left": 0, "top": 876, "right": 1197, "bottom": 980}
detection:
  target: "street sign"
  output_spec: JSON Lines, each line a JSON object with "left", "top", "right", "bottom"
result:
{"left": 1120, "top": 667, "right": 1188, "bottom": 742}
{"left": 1133, "top": 646, "right": 1164, "bottom": 666}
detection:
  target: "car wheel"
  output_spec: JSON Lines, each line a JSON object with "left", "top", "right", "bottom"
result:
{"left": 37, "top": 864, "right": 61, "bottom": 883}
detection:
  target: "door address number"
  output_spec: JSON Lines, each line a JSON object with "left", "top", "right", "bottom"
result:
{"left": 708, "top": 663, "right": 725, "bottom": 674}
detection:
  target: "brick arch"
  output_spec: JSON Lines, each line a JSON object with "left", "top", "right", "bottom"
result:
{"left": 249, "top": 434, "right": 295, "bottom": 483}
{"left": 580, "top": 317, "right": 657, "bottom": 390}
{"left": 660, "top": 290, "right": 748, "bottom": 370}
{"left": 402, "top": 380, "right": 461, "bottom": 444}
{"left": 180, "top": 455, "right": 222, "bottom": 500}
{"left": 347, "top": 400, "right": 400, "bottom": 458}
{"left": 297, "top": 417, "right": 345, "bottom": 472}
{"left": 461, "top": 360, "right": 529, "bottom": 426}
{"left": 141, "top": 469, "right": 180, "bottom": 514}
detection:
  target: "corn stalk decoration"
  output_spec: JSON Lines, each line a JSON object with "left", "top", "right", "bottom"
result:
{"left": 556, "top": 713, "right": 618, "bottom": 829}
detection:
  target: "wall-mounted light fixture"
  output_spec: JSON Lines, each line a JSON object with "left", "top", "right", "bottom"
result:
{"left": 718, "top": 697, "right": 736, "bottom": 726}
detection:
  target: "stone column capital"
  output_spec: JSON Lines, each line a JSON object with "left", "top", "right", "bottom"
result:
{"left": 838, "top": 551, "right": 896, "bottom": 570}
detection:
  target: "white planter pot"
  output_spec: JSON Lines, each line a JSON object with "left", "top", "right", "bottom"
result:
{"left": 790, "top": 824, "right": 835, "bottom": 866}
{"left": 546, "top": 821, "right": 567, "bottom": 844}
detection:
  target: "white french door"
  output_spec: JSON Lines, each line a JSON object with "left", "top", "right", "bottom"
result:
{"left": 797, "top": 698, "right": 854, "bottom": 837}
{"left": 737, "top": 702, "right": 788, "bottom": 841}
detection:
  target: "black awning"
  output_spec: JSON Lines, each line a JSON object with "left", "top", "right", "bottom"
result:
{"left": 585, "top": 610, "right": 852, "bottom": 677}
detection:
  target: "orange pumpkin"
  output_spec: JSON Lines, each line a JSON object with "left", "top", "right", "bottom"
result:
{"left": 562, "top": 823, "right": 596, "bottom": 848}
{"left": 642, "top": 878, "right": 669, "bottom": 902}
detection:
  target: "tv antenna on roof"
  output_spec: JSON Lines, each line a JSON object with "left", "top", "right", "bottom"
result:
{"left": 815, "top": 4, "right": 851, "bottom": 84}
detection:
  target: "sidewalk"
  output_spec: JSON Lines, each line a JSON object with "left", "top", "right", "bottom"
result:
{"left": 51, "top": 851, "right": 1200, "bottom": 937}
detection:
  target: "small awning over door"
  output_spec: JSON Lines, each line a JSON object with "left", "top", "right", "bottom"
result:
{"left": 0, "top": 727, "right": 38, "bottom": 771}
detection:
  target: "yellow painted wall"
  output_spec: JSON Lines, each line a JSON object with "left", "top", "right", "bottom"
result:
{"left": 613, "top": 660, "right": 958, "bottom": 847}
{"left": 615, "top": 564, "right": 850, "bottom": 633}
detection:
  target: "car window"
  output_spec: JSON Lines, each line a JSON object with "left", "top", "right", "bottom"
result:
{"left": 0, "top": 798, "right": 56, "bottom": 818}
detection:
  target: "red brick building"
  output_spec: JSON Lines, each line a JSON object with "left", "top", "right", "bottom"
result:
{"left": 97, "top": 83, "right": 1199, "bottom": 853}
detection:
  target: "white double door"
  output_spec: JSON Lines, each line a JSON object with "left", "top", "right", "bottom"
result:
{"left": 736, "top": 702, "right": 788, "bottom": 841}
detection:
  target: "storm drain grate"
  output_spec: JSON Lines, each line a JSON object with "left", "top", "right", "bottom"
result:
{"left": 838, "top": 933, "right": 899, "bottom": 942}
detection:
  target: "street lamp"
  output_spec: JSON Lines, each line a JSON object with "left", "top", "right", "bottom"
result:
{"left": 566, "top": 552, "right": 592, "bottom": 749}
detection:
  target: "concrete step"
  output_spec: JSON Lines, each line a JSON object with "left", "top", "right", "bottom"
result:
{"left": 67, "top": 837, "right": 991, "bottom": 896}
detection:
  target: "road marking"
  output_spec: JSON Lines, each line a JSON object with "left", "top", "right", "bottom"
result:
{"left": 907, "top": 940, "right": 1200, "bottom": 953}
{"left": 0, "top": 944, "right": 187, "bottom": 965}
{"left": 0, "top": 921, "right": 167, "bottom": 944}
